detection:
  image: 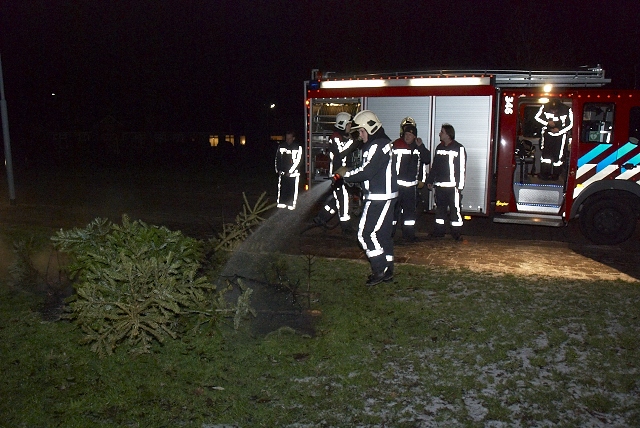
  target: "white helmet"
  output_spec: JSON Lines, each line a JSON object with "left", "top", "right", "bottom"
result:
{"left": 334, "top": 112, "right": 352, "bottom": 131}
{"left": 400, "top": 116, "right": 416, "bottom": 136}
{"left": 351, "top": 110, "right": 382, "bottom": 135}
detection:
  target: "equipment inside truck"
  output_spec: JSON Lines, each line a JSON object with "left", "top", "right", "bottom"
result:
{"left": 307, "top": 100, "right": 360, "bottom": 182}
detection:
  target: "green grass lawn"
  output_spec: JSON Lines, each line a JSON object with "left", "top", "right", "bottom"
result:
{"left": 2, "top": 255, "right": 640, "bottom": 427}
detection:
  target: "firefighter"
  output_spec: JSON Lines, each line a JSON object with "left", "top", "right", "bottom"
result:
{"left": 535, "top": 98, "right": 573, "bottom": 180}
{"left": 333, "top": 110, "right": 398, "bottom": 286}
{"left": 312, "top": 112, "right": 357, "bottom": 233}
{"left": 275, "top": 130, "right": 302, "bottom": 210}
{"left": 392, "top": 119, "right": 430, "bottom": 242}
{"left": 427, "top": 123, "right": 466, "bottom": 241}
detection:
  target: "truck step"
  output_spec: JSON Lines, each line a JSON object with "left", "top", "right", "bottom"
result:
{"left": 514, "top": 182, "right": 563, "bottom": 206}
{"left": 515, "top": 203, "right": 562, "bottom": 214}
{"left": 493, "top": 212, "right": 565, "bottom": 227}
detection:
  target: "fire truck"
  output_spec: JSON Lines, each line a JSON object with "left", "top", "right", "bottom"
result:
{"left": 304, "top": 67, "right": 640, "bottom": 244}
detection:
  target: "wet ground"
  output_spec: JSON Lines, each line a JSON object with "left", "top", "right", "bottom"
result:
{"left": 1, "top": 167, "right": 638, "bottom": 283}
{"left": 297, "top": 216, "right": 640, "bottom": 283}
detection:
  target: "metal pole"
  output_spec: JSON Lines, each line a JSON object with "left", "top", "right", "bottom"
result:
{"left": 0, "top": 53, "right": 16, "bottom": 205}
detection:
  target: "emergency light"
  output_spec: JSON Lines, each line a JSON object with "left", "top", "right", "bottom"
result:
{"left": 308, "top": 80, "right": 321, "bottom": 90}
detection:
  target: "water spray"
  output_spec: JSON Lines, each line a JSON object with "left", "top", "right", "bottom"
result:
{"left": 219, "top": 181, "right": 332, "bottom": 335}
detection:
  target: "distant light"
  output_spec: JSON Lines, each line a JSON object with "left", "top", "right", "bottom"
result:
{"left": 51, "top": 93, "right": 56, "bottom": 96}
{"left": 543, "top": 84, "right": 553, "bottom": 93}
{"left": 270, "top": 103, "right": 276, "bottom": 109}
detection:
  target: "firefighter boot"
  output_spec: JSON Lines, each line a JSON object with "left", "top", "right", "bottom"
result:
{"left": 366, "top": 266, "right": 394, "bottom": 286}
{"left": 402, "top": 225, "right": 417, "bottom": 242}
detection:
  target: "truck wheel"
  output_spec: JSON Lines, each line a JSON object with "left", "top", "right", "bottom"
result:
{"left": 579, "top": 198, "right": 636, "bottom": 245}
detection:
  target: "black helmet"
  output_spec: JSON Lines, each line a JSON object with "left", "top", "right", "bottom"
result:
{"left": 402, "top": 123, "right": 418, "bottom": 137}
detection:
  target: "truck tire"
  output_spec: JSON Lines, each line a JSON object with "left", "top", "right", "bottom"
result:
{"left": 579, "top": 198, "right": 636, "bottom": 245}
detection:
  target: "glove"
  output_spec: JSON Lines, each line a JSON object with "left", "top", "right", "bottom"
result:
{"left": 334, "top": 166, "right": 350, "bottom": 177}
{"left": 417, "top": 181, "right": 425, "bottom": 189}
{"left": 331, "top": 173, "right": 344, "bottom": 188}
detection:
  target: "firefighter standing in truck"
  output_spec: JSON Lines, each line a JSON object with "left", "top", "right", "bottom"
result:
{"left": 535, "top": 98, "right": 573, "bottom": 180}
{"left": 392, "top": 118, "right": 430, "bottom": 242}
{"left": 427, "top": 123, "right": 466, "bottom": 241}
{"left": 333, "top": 110, "right": 398, "bottom": 286}
{"left": 275, "top": 130, "right": 302, "bottom": 210}
{"left": 312, "top": 112, "right": 356, "bottom": 233}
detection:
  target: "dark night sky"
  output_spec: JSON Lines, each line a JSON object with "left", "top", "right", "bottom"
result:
{"left": 2, "top": 0, "right": 640, "bottom": 140}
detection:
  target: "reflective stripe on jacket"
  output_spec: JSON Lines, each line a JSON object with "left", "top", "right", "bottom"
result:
{"left": 344, "top": 129, "right": 398, "bottom": 201}
{"left": 392, "top": 137, "right": 429, "bottom": 187}
{"left": 275, "top": 142, "right": 302, "bottom": 177}
{"left": 427, "top": 140, "right": 466, "bottom": 189}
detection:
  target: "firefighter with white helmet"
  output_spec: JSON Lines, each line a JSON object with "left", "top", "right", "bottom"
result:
{"left": 333, "top": 110, "right": 398, "bottom": 286}
{"left": 335, "top": 112, "right": 352, "bottom": 132}
{"left": 275, "top": 130, "right": 302, "bottom": 210}
{"left": 392, "top": 118, "right": 430, "bottom": 242}
{"left": 312, "top": 112, "right": 356, "bottom": 233}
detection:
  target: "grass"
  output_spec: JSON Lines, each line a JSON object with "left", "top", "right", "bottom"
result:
{"left": 1, "top": 253, "right": 640, "bottom": 427}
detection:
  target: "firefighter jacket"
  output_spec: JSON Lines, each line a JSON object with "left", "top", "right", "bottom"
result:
{"left": 534, "top": 103, "right": 573, "bottom": 141}
{"left": 392, "top": 137, "right": 430, "bottom": 187}
{"left": 328, "top": 130, "right": 356, "bottom": 175}
{"left": 534, "top": 102, "right": 573, "bottom": 165}
{"left": 343, "top": 128, "right": 398, "bottom": 201}
{"left": 427, "top": 140, "right": 466, "bottom": 190}
{"left": 275, "top": 140, "right": 302, "bottom": 177}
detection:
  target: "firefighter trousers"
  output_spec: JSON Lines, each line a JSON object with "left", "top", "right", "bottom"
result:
{"left": 358, "top": 199, "right": 395, "bottom": 275}
{"left": 277, "top": 175, "right": 299, "bottom": 210}
{"left": 540, "top": 134, "right": 566, "bottom": 180}
{"left": 317, "top": 184, "right": 350, "bottom": 226}
{"left": 433, "top": 186, "right": 462, "bottom": 238}
{"left": 393, "top": 185, "right": 417, "bottom": 240}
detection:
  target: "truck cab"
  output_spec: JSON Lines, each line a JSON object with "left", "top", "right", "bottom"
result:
{"left": 494, "top": 89, "right": 640, "bottom": 244}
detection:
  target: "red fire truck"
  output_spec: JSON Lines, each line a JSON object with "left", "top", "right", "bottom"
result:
{"left": 304, "top": 68, "right": 640, "bottom": 244}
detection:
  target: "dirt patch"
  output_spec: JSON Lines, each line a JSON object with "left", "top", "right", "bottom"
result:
{"left": 295, "top": 216, "right": 640, "bottom": 283}
{"left": 395, "top": 237, "right": 639, "bottom": 282}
